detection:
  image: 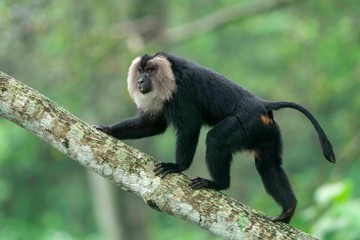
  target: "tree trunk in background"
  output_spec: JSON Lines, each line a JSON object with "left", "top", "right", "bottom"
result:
{"left": 87, "top": 172, "right": 124, "bottom": 240}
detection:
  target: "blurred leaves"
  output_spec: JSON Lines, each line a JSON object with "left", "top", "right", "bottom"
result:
{"left": 306, "top": 181, "right": 360, "bottom": 240}
{"left": 315, "top": 181, "right": 352, "bottom": 206}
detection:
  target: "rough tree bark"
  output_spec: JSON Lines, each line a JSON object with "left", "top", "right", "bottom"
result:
{"left": 0, "top": 72, "right": 317, "bottom": 240}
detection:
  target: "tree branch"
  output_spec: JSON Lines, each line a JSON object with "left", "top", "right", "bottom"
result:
{"left": 155, "top": 0, "right": 303, "bottom": 45}
{"left": 0, "top": 71, "right": 316, "bottom": 240}
{"left": 109, "top": 0, "right": 303, "bottom": 47}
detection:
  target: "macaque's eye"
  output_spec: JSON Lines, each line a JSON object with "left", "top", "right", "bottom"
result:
{"left": 138, "top": 68, "right": 144, "bottom": 74}
{"left": 146, "top": 68, "right": 154, "bottom": 74}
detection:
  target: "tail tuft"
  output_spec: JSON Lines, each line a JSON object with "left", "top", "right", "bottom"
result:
{"left": 320, "top": 133, "right": 336, "bottom": 163}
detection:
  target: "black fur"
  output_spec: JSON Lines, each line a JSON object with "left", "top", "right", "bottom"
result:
{"left": 140, "top": 54, "right": 152, "bottom": 69}
{"left": 96, "top": 53, "right": 335, "bottom": 223}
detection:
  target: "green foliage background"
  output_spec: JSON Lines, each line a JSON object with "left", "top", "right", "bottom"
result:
{"left": 0, "top": 0, "right": 359, "bottom": 239}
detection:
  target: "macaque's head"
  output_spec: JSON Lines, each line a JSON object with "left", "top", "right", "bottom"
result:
{"left": 127, "top": 54, "right": 176, "bottom": 116}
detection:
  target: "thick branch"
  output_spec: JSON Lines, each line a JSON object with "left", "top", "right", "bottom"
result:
{"left": 0, "top": 71, "right": 316, "bottom": 240}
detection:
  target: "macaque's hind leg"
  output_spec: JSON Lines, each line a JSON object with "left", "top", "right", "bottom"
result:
{"left": 189, "top": 149, "right": 232, "bottom": 190}
{"left": 255, "top": 124, "right": 297, "bottom": 223}
{"left": 190, "top": 116, "right": 246, "bottom": 190}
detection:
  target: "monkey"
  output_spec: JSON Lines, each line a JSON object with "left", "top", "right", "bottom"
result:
{"left": 95, "top": 52, "right": 335, "bottom": 224}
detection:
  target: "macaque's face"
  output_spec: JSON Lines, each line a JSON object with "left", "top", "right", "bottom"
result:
{"left": 126, "top": 54, "right": 177, "bottom": 115}
{"left": 136, "top": 61, "right": 157, "bottom": 94}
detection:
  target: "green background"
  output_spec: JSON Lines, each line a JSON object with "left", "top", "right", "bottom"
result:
{"left": 0, "top": 0, "right": 359, "bottom": 239}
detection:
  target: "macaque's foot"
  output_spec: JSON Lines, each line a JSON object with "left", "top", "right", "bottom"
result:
{"left": 93, "top": 125, "right": 113, "bottom": 136}
{"left": 189, "top": 177, "right": 217, "bottom": 190}
{"left": 154, "top": 162, "right": 181, "bottom": 178}
{"left": 271, "top": 203, "right": 297, "bottom": 224}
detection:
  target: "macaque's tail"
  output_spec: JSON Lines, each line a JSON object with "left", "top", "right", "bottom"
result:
{"left": 265, "top": 101, "right": 336, "bottom": 163}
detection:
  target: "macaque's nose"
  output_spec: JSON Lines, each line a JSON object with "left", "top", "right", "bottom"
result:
{"left": 138, "top": 77, "right": 145, "bottom": 85}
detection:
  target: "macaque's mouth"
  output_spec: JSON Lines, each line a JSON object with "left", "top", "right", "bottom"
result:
{"left": 138, "top": 85, "right": 152, "bottom": 94}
